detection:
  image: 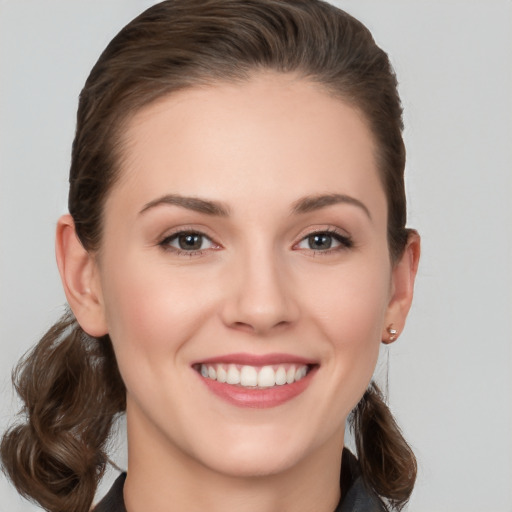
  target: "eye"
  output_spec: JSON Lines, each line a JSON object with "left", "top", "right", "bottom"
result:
{"left": 296, "top": 231, "right": 352, "bottom": 252}
{"left": 159, "top": 231, "right": 216, "bottom": 253}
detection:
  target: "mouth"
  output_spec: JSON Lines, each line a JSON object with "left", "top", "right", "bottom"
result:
{"left": 192, "top": 354, "right": 318, "bottom": 408}
{"left": 194, "top": 362, "right": 312, "bottom": 389}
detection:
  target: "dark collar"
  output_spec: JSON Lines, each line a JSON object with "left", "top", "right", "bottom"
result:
{"left": 336, "top": 449, "right": 386, "bottom": 512}
{"left": 94, "top": 450, "right": 385, "bottom": 512}
{"left": 94, "top": 472, "right": 127, "bottom": 512}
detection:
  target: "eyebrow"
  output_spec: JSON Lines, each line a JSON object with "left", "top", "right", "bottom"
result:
{"left": 139, "top": 192, "right": 371, "bottom": 220}
{"left": 291, "top": 193, "right": 372, "bottom": 220}
{"left": 139, "top": 194, "right": 230, "bottom": 216}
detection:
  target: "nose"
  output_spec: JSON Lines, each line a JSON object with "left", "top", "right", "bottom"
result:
{"left": 220, "top": 248, "right": 299, "bottom": 335}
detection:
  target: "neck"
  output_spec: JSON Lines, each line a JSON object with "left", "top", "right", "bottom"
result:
{"left": 123, "top": 402, "right": 344, "bottom": 512}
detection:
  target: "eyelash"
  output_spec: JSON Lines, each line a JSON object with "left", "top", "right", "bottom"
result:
{"left": 158, "top": 230, "right": 219, "bottom": 256}
{"left": 294, "top": 228, "right": 354, "bottom": 255}
{"left": 157, "top": 228, "right": 353, "bottom": 256}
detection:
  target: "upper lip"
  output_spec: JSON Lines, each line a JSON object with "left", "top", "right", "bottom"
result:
{"left": 192, "top": 352, "right": 318, "bottom": 367}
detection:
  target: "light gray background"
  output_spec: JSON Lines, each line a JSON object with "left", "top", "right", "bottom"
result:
{"left": 1, "top": 1, "right": 511, "bottom": 511}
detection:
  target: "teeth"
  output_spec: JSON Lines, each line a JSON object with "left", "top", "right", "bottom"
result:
{"left": 275, "top": 366, "right": 287, "bottom": 385}
{"left": 226, "top": 364, "right": 240, "bottom": 385}
{"left": 258, "top": 366, "right": 276, "bottom": 387}
{"left": 296, "top": 366, "right": 307, "bottom": 380}
{"left": 217, "top": 366, "right": 227, "bottom": 383}
{"left": 199, "top": 363, "right": 310, "bottom": 388}
{"left": 240, "top": 366, "right": 258, "bottom": 387}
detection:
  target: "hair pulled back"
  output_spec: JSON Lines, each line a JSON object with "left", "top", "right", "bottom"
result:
{"left": 2, "top": 1, "right": 415, "bottom": 511}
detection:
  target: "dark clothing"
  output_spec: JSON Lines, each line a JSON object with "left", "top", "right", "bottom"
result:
{"left": 94, "top": 473, "right": 126, "bottom": 512}
{"left": 93, "top": 449, "right": 385, "bottom": 512}
{"left": 336, "top": 449, "right": 386, "bottom": 511}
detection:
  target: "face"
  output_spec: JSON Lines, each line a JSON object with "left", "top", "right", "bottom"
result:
{"left": 91, "top": 73, "right": 399, "bottom": 478}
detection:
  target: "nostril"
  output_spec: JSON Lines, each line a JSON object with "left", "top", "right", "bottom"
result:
{"left": 229, "top": 319, "right": 292, "bottom": 335}
{"left": 231, "top": 321, "right": 257, "bottom": 333}
{"left": 219, "top": 271, "right": 300, "bottom": 334}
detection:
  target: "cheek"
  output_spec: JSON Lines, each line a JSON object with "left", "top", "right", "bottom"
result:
{"left": 305, "top": 257, "right": 389, "bottom": 332}
{"left": 98, "top": 253, "right": 217, "bottom": 369}
{"left": 299, "top": 255, "right": 390, "bottom": 387}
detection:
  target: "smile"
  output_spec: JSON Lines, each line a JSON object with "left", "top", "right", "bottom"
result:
{"left": 193, "top": 354, "right": 318, "bottom": 408}
{"left": 198, "top": 363, "right": 310, "bottom": 389}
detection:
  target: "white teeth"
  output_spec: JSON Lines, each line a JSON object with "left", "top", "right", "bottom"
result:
{"left": 217, "top": 366, "right": 227, "bottom": 383}
{"left": 258, "top": 366, "right": 276, "bottom": 387}
{"left": 226, "top": 364, "right": 241, "bottom": 384}
{"left": 199, "top": 363, "right": 310, "bottom": 388}
{"left": 240, "top": 366, "right": 258, "bottom": 387}
{"left": 295, "top": 366, "right": 307, "bottom": 381}
{"left": 275, "top": 366, "right": 287, "bottom": 385}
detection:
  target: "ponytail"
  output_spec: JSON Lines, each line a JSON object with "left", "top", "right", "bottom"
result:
{"left": 1, "top": 310, "right": 125, "bottom": 512}
{"left": 350, "top": 382, "right": 416, "bottom": 511}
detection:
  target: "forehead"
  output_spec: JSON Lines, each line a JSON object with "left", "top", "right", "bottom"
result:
{"left": 108, "top": 72, "right": 386, "bottom": 219}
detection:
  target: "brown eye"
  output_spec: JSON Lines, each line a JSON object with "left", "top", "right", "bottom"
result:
{"left": 160, "top": 231, "right": 215, "bottom": 252}
{"left": 308, "top": 233, "right": 334, "bottom": 250}
{"left": 296, "top": 231, "right": 353, "bottom": 252}
{"left": 177, "top": 233, "right": 204, "bottom": 250}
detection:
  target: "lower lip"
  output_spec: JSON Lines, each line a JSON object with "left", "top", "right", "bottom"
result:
{"left": 197, "top": 367, "right": 317, "bottom": 409}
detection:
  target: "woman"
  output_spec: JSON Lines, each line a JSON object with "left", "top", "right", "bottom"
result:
{"left": 1, "top": 1, "right": 420, "bottom": 511}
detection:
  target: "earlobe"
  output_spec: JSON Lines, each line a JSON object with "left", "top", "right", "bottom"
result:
{"left": 382, "top": 231, "right": 421, "bottom": 343}
{"left": 383, "top": 324, "right": 398, "bottom": 344}
{"left": 55, "top": 214, "right": 108, "bottom": 337}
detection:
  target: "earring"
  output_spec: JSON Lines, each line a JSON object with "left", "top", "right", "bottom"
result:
{"left": 386, "top": 324, "right": 398, "bottom": 343}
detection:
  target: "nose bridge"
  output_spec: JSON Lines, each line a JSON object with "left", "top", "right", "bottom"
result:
{"left": 222, "top": 237, "right": 298, "bottom": 333}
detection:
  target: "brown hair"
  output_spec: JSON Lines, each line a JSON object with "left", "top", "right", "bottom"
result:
{"left": 1, "top": 1, "right": 415, "bottom": 510}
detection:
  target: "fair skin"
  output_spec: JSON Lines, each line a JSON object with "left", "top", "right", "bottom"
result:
{"left": 56, "top": 73, "right": 419, "bottom": 512}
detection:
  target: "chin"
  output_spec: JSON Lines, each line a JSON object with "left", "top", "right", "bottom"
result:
{"left": 187, "top": 422, "right": 337, "bottom": 480}
{"left": 200, "top": 444, "right": 304, "bottom": 479}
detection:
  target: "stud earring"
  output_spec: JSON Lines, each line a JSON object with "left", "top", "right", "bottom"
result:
{"left": 386, "top": 324, "right": 398, "bottom": 343}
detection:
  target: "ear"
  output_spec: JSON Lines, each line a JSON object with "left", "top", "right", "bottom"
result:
{"left": 382, "top": 230, "right": 421, "bottom": 344}
{"left": 55, "top": 214, "right": 108, "bottom": 337}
